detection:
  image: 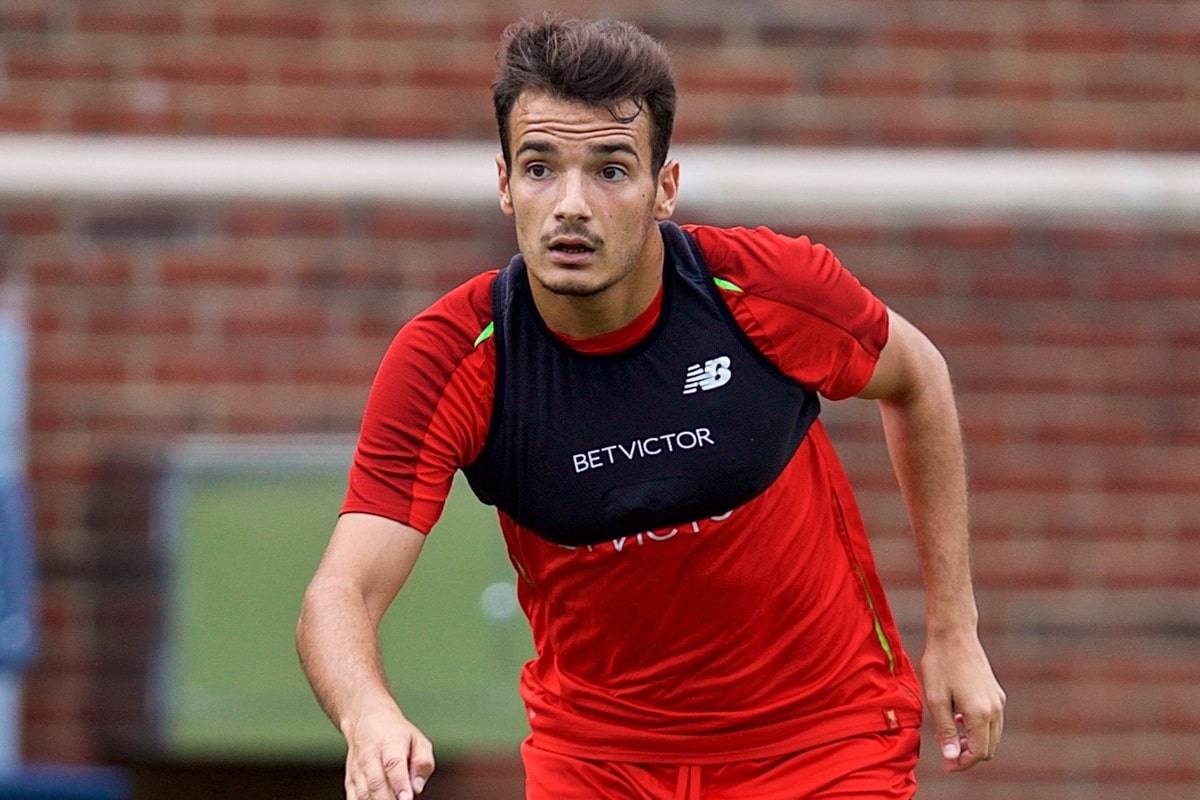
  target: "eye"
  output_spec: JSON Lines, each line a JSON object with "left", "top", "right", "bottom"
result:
{"left": 599, "top": 164, "right": 628, "bottom": 181}
{"left": 525, "top": 163, "right": 550, "bottom": 179}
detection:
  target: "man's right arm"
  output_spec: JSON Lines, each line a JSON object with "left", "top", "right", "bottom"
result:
{"left": 297, "top": 512, "right": 435, "bottom": 800}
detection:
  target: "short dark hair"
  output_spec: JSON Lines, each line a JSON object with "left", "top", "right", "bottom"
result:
{"left": 493, "top": 17, "right": 677, "bottom": 174}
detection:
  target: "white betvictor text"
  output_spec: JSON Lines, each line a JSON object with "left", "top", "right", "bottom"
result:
{"left": 572, "top": 427, "right": 714, "bottom": 473}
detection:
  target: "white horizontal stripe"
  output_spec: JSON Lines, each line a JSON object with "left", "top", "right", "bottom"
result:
{"left": 1, "top": 135, "right": 1197, "bottom": 222}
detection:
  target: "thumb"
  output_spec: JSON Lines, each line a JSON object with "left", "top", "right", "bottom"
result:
{"left": 929, "top": 694, "right": 960, "bottom": 760}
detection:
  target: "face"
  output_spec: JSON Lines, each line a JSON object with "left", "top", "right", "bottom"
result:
{"left": 497, "top": 91, "right": 679, "bottom": 299}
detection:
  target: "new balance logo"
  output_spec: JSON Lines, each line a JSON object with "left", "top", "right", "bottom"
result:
{"left": 683, "top": 356, "right": 732, "bottom": 394}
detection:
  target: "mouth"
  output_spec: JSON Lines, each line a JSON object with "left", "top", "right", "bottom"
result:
{"left": 547, "top": 237, "right": 598, "bottom": 265}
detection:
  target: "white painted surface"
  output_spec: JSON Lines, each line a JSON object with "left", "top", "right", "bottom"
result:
{"left": 0, "top": 135, "right": 1197, "bottom": 223}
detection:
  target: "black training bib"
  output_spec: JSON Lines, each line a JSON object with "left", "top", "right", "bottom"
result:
{"left": 463, "top": 221, "right": 820, "bottom": 546}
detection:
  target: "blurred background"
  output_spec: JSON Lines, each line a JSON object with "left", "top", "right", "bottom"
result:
{"left": 0, "top": 1, "right": 1198, "bottom": 798}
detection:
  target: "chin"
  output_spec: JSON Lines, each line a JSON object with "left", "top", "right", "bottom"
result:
{"left": 531, "top": 265, "right": 616, "bottom": 298}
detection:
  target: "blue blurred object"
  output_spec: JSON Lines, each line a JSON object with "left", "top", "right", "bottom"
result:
{"left": 0, "top": 481, "right": 34, "bottom": 671}
{"left": 0, "top": 294, "right": 35, "bottom": 670}
{"left": 1, "top": 292, "right": 35, "bottom": 775}
{"left": 0, "top": 765, "right": 131, "bottom": 800}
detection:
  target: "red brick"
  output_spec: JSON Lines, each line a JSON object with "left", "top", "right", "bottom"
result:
{"left": 1025, "top": 29, "right": 1129, "bottom": 53}
{"left": 2, "top": 208, "right": 60, "bottom": 234}
{"left": 207, "top": 111, "right": 340, "bottom": 137}
{"left": 292, "top": 364, "right": 377, "bottom": 386}
{"left": 1140, "top": 129, "right": 1200, "bottom": 151}
{"left": 887, "top": 26, "right": 993, "bottom": 51}
{"left": 1102, "top": 273, "right": 1200, "bottom": 299}
{"left": 640, "top": 21, "right": 725, "bottom": 47}
{"left": 211, "top": 12, "right": 324, "bottom": 39}
{"left": 71, "top": 108, "right": 183, "bottom": 135}
{"left": 87, "top": 310, "right": 192, "bottom": 336}
{"left": 30, "top": 309, "right": 65, "bottom": 335}
{"left": 154, "top": 354, "right": 269, "bottom": 384}
{"left": 1033, "top": 323, "right": 1143, "bottom": 347}
{"left": 678, "top": 67, "right": 793, "bottom": 95}
{"left": 758, "top": 22, "right": 865, "bottom": 47}
{"left": 1018, "top": 125, "right": 1123, "bottom": 149}
{"left": 949, "top": 78, "right": 1058, "bottom": 102}
{"left": 825, "top": 73, "right": 924, "bottom": 98}
{"left": 6, "top": 55, "right": 114, "bottom": 82}
{"left": 671, "top": 119, "right": 724, "bottom": 142}
{"left": 1128, "top": 30, "right": 1200, "bottom": 53}
{"left": 411, "top": 66, "right": 495, "bottom": 90}
{"left": 76, "top": 11, "right": 182, "bottom": 34}
{"left": 876, "top": 123, "right": 989, "bottom": 147}
{"left": 1085, "top": 80, "right": 1188, "bottom": 103}
{"left": 1044, "top": 227, "right": 1157, "bottom": 250}
{"left": 275, "top": 63, "right": 388, "bottom": 88}
{"left": 0, "top": 9, "right": 49, "bottom": 32}
{"left": 28, "top": 457, "right": 99, "bottom": 483}
{"left": 973, "top": 272, "right": 1074, "bottom": 299}
{"left": 1169, "top": 330, "right": 1200, "bottom": 348}
{"left": 752, "top": 124, "right": 854, "bottom": 147}
{"left": 143, "top": 59, "right": 251, "bottom": 85}
{"left": 222, "top": 310, "right": 327, "bottom": 337}
{"left": 32, "top": 257, "right": 132, "bottom": 286}
{"left": 910, "top": 226, "right": 1015, "bottom": 249}
{"left": 160, "top": 257, "right": 271, "bottom": 287}
{"left": 349, "top": 16, "right": 467, "bottom": 40}
{"left": 226, "top": 206, "right": 342, "bottom": 237}
{"left": 346, "top": 113, "right": 454, "bottom": 139}
{"left": 22, "top": 719, "right": 95, "bottom": 763}
{"left": 0, "top": 102, "right": 44, "bottom": 130}
{"left": 30, "top": 355, "right": 126, "bottom": 384}
{"left": 365, "top": 210, "right": 482, "bottom": 240}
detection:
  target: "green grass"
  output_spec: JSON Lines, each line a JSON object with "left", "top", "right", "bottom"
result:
{"left": 167, "top": 470, "right": 533, "bottom": 761}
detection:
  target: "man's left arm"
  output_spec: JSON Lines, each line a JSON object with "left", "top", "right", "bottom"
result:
{"left": 856, "top": 307, "right": 1006, "bottom": 772}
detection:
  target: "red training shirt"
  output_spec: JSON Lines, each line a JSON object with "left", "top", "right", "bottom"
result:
{"left": 342, "top": 224, "right": 923, "bottom": 763}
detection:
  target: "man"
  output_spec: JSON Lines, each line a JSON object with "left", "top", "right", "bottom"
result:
{"left": 297, "top": 16, "right": 1005, "bottom": 800}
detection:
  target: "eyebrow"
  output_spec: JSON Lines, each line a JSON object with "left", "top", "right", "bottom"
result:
{"left": 514, "top": 140, "right": 641, "bottom": 163}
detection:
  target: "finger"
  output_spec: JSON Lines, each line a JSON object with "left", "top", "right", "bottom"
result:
{"left": 382, "top": 747, "right": 414, "bottom": 800}
{"left": 988, "top": 700, "right": 1005, "bottom": 760}
{"left": 959, "top": 710, "right": 991, "bottom": 770}
{"left": 362, "top": 755, "right": 402, "bottom": 800}
{"left": 346, "top": 754, "right": 368, "bottom": 800}
{"left": 927, "top": 690, "right": 962, "bottom": 765}
{"left": 409, "top": 735, "right": 436, "bottom": 794}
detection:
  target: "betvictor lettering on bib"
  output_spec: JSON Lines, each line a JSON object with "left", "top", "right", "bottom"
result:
{"left": 572, "top": 427, "right": 714, "bottom": 473}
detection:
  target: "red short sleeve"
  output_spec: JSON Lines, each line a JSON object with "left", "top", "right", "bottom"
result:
{"left": 684, "top": 224, "right": 889, "bottom": 400}
{"left": 341, "top": 272, "right": 496, "bottom": 533}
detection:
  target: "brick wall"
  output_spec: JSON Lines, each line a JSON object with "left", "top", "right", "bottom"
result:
{"left": 2, "top": 0, "right": 1199, "bottom": 149}
{"left": 3, "top": 1, "right": 1199, "bottom": 798}
{"left": 4, "top": 198, "right": 1197, "bottom": 797}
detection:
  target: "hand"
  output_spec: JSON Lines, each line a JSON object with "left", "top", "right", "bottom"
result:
{"left": 920, "top": 629, "right": 1006, "bottom": 772}
{"left": 341, "top": 704, "right": 435, "bottom": 800}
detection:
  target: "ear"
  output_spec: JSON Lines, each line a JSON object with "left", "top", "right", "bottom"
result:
{"left": 653, "top": 159, "right": 680, "bottom": 221}
{"left": 496, "top": 153, "right": 514, "bottom": 217}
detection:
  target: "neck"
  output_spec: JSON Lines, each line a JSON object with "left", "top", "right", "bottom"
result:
{"left": 530, "top": 226, "right": 665, "bottom": 338}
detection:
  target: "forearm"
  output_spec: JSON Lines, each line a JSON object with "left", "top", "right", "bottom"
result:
{"left": 877, "top": 348, "right": 977, "bottom": 635}
{"left": 296, "top": 578, "right": 401, "bottom": 733}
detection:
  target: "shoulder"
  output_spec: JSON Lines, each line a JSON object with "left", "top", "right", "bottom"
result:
{"left": 682, "top": 223, "right": 885, "bottom": 353}
{"left": 396, "top": 270, "right": 497, "bottom": 359}
{"left": 369, "top": 269, "right": 498, "bottom": 418}
{"left": 682, "top": 224, "right": 846, "bottom": 310}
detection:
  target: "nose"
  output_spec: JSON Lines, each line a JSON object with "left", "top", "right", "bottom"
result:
{"left": 553, "top": 169, "right": 592, "bottom": 223}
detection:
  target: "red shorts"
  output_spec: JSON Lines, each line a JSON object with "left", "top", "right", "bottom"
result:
{"left": 522, "top": 728, "right": 920, "bottom": 799}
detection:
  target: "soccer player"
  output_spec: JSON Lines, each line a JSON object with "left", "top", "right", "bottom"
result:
{"left": 297, "top": 16, "right": 1005, "bottom": 800}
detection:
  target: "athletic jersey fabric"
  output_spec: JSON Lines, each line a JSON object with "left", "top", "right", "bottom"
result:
{"left": 462, "top": 221, "right": 822, "bottom": 546}
{"left": 342, "top": 223, "right": 923, "bottom": 763}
